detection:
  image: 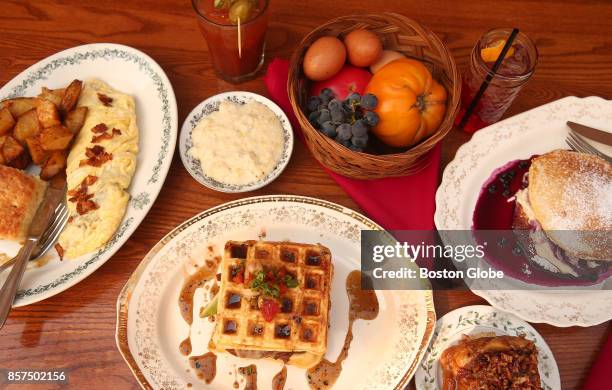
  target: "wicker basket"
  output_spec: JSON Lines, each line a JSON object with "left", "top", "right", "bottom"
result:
{"left": 288, "top": 13, "right": 460, "bottom": 179}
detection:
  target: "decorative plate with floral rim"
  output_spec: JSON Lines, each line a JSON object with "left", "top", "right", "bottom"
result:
{"left": 0, "top": 43, "right": 178, "bottom": 306}
{"left": 116, "top": 195, "right": 436, "bottom": 390}
{"left": 435, "top": 96, "right": 612, "bottom": 327}
{"left": 179, "top": 91, "right": 294, "bottom": 193}
{"left": 415, "top": 305, "right": 560, "bottom": 390}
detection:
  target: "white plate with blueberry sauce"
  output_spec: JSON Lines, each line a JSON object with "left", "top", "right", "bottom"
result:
{"left": 179, "top": 91, "right": 294, "bottom": 193}
{"left": 435, "top": 96, "right": 612, "bottom": 327}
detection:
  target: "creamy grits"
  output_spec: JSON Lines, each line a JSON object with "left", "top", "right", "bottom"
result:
{"left": 189, "top": 101, "right": 285, "bottom": 186}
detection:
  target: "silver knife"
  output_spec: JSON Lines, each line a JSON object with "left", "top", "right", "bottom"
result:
{"left": 567, "top": 121, "right": 612, "bottom": 146}
{"left": 0, "top": 178, "right": 66, "bottom": 328}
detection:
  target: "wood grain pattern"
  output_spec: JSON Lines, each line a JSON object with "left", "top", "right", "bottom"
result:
{"left": 0, "top": 1, "right": 611, "bottom": 389}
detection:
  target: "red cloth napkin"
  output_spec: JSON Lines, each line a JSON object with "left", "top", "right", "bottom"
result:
{"left": 584, "top": 331, "right": 612, "bottom": 390}
{"left": 263, "top": 58, "right": 440, "bottom": 230}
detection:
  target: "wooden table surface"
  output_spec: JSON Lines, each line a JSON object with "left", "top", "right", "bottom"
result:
{"left": 1, "top": 1, "right": 611, "bottom": 389}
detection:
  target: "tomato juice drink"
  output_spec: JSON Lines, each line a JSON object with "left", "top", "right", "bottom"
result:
{"left": 193, "top": 0, "right": 269, "bottom": 83}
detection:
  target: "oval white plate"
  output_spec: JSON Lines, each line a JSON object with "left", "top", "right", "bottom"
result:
{"left": 435, "top": 96, "right": 612, "bottom": 327}
{"left": 116, "top": 195, "right": 436, "bottom": 390}
{"left": 0, "top": 43, "right": 178, "bottom": 307}
{"left": 179, "top": 91, "right": 294, "bottom": 193}
{"left": 415, "top": 305, "right": 560, "bottom": 390}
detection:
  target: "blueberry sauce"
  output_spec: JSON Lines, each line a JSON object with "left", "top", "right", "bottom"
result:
{"left": 473, "top": 157, "right": 532, "bottom": 230}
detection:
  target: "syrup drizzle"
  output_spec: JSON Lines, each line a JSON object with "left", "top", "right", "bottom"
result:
{"left": 189, "top": 352, "right": 217, "bottom": 384}
{"left": 179, "top": 337, "right": 192, "bottom": 356}
{"left": 239, "top": 364, "right": 258, "bottom": 390}
{"left": 232, "top": 365, "right": 240, "bottom": 388}
{"left": 177, "top": 254, "right": 221, "bottom": 383}
{"left": 306, "top": 271, "right": 379, "bottom": 389}
{"left": 272, "top": 365, "right": 287, "bottom": 390}
{"left": 179, "top": 264, "right": 218, "bottom": 325}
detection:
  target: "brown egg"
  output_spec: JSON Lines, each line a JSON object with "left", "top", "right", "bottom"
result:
{"left": 344, "top": 29, "right": 383, "bottom": 67}
{"left": 303, "top": 36, "right": 347, "bottom": 81}
{"left": 370, "top": 50, "right": 406, "bottom": 73}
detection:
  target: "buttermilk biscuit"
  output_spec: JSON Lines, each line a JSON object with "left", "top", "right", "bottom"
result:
{"left": 0, "top": 165, "right": 48, "bottom": 242}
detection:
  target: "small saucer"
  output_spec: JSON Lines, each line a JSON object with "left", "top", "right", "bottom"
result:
{"left": 179, "top": 91, "right": 294, "bottom": 193}
{"left": 415, "top": 305, "right": 560, "bottom": 390}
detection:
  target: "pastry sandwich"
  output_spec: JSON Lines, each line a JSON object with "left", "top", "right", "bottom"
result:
{"left": 513, "top": 150, "right": 611, "bottom": 281}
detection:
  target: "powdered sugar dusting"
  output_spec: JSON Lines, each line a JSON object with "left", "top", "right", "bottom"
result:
{"left": 549, "top": 156, "right": 612, "bottom": 231}
{"left": 541, "top": 151, "right": 612, "bottom": 259}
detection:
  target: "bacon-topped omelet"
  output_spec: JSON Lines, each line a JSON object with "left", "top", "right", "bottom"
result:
{"left": 58, "top": 79, "right": 138, "bottom": 258}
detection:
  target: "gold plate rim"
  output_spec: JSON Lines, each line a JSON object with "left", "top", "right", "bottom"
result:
{"left": 115, "top": 194, "right": 436, "bottom": 389}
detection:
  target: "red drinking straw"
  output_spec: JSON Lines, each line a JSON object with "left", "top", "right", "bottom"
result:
{"left": 458, "top": 28, "right": 520, "bottom": 130}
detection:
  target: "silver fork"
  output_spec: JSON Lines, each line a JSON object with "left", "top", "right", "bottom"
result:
{"left": 0, "top": 202, "right": 69, "bottom": 274}
{"left": 566, "top": 131, "right": 612, "bottom": 163}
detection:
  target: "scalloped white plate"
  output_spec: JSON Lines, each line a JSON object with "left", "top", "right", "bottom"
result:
{"left": 0, "top": 43, "right": 178, "bottom": 306}
{"left": 179, "top": 91, "right": 294, "bottom": 193}
{"left": 116, "top": 195, "right": 435, "bottom": 390}
{"left": 415, "top": 305, "right": 560, "bottom": 390}
{"left": 435, "top": 96, "right": 612, "bottom": 327}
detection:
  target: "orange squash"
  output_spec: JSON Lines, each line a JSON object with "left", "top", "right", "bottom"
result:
{"left": 365, "top": 58, "right": 447, "bottom": 147}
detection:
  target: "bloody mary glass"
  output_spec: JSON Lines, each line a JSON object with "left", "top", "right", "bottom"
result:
{"left": 192, "top": 0, "right": 269, "bottom": 83}
{"left": 458, "top": 28, "right": 538, "bottom": 133}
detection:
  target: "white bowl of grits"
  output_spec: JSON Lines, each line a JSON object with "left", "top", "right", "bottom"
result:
{"left": 179, "top": 92, "right": 294, "bottom": 193}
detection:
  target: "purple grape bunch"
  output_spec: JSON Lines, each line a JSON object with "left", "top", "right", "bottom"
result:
{"left": 306, "top": 88, "right": 379, "bottom": 153}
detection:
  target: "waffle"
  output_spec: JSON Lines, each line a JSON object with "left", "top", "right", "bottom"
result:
{"left": 210, "top": 240, "right": 333, "bottom": 363}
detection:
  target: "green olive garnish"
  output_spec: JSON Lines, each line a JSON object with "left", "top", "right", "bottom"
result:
{"left": 229, "top": 0, "right": 254, "bottom": 23}
{"left": 214, "top": 0, "right": 237, "bottom": 9}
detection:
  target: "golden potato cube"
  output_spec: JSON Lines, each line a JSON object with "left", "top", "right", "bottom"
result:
{"left": 40, "top": 150, "right": 67, "bottom": 180}
{"left": 13, "top": 109, "right": 41, "bottom": 143}
{"left": 38, "top": 87, "right": 65, "bottom": 106}
{"left": 64, "top": 106, "right": 88, "bottom": 134}
{"left": 36, "top": 99, "right": 61, "bottom": 128}
{"left": 40, "top": 125, "right": 73, "bottom": 151}
{"left": 1, "top": 97, "right": 39, "bottom": 118}
{"left": 2, "top": 135, "right": 25, "bottom": 163}
{"left": 60, "top": 79, "right": 83, "bottom": 113}
{"left": 26, "top": 136, "right": 49, "bottom": 165}
{"left": 0, "top": 107, "right": 15, "bottom": 135}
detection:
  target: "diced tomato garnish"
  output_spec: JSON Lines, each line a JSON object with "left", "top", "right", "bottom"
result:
{"left": 261, "top": 299, "right": 280, "bottom": 322}
{"left": 277, "top": 269, "right": 286, "bottom": 278}
{"left": 265, "top": 271, "right": 274, "bottom": 281}
{"left": 279, "top": 284, "right": 287, "bottom": 294}
{"left": 232, "top": 273, "right": 244, "bottom": 284}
